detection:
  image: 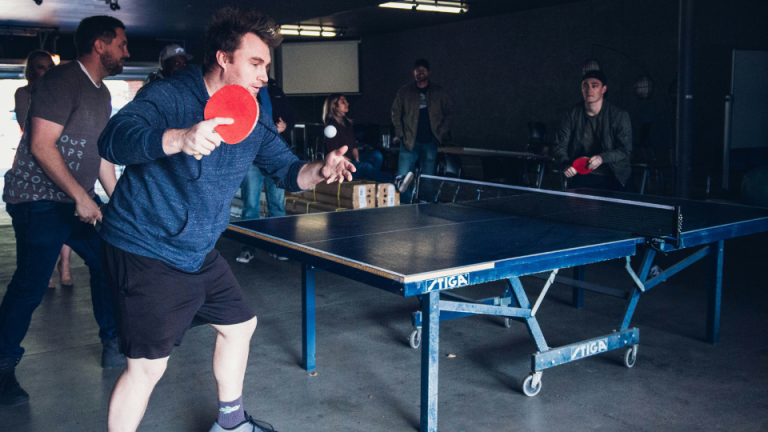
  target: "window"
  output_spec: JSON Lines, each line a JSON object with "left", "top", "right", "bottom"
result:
{"left": 1, "top": 79, "right": 27, "bottom": 168}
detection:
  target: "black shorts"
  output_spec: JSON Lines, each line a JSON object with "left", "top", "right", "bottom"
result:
{"left": 100, "top": 241, "right": 255, "bottom": 359}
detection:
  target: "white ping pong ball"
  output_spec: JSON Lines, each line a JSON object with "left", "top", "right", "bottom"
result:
{"left": 324, "top": 125, "right": 337, "bottom": 138}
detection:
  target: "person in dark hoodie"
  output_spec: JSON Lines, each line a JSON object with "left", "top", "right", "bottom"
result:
{"left": 97, "top": 7, "right": 354, "bottom": 432}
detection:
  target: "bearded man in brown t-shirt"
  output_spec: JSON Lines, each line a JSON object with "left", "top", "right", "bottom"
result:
{"left": 0, "top": 15, "right": 130, "bottom": 406}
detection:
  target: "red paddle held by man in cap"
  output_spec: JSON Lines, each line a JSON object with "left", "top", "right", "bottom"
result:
{"left": 564, "top": 155, "right": 603, "bottom": 178}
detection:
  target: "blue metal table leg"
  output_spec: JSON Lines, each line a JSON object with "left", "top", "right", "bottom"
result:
{"left": 420, "top": 291, "right": 440, "bottom": 432}
{"left": 503, "top": 285, "right": 517, "bottom": 307}
{"left": 507, "top": 277, "right": 549, "bottom": 352}
{"left": 525, "top": 317, "right": 549, "bottom": 353}
{"left": 302, "top": 265, "right": 316, "bottom": 372}
{"left": 706, "top": 240, "right": 724, "bottom": 344}
{"left": 620, "top": 249, "right": 655, "bottom": 330}
{"left": 572, "top": 265, "right": 585, "bottom": 309}
{"left": 507, "top": 277, "right": 529, "bottom": 308}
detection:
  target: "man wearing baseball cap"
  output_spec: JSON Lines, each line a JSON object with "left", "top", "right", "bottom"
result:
{"left": 553, "top": 70, "right": 636, "bottom": 192}
{"left": 391, "top": 59, "right": 453, "bottom": 203}
{"left": 145, "top": 43, "right": 192, "bottom": 84}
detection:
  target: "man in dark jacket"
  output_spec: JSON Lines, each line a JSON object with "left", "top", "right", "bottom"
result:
{"left": 392, "top": 59, "right": 453, "bottom": 202}
{"left": 97, "top": 7, "right": 353, "bottom": 432}
{"left": 553, "top": 70, "right": 636, "bottom": 192}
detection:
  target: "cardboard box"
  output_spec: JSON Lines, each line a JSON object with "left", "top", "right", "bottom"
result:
{"left": 374, "top": 183, "right": 400, "bottom": 207}
{"left": 285, "top": 197, "right": 348, "bottom": 215}
{"left": 302, "top": 182, "right": 375, "bottom": 209}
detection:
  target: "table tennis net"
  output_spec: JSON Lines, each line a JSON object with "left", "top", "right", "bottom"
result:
{"left": 415, "top": 175, "right": 681, "bottom": 244}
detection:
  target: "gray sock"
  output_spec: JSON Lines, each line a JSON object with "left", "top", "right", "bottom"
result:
{"left": 217, "top": 395, "right": 246, "bottom": 429}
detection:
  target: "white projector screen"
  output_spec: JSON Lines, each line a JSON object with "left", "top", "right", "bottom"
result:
{"left": 281, "top": 41, "right": 359, "bottom": 95}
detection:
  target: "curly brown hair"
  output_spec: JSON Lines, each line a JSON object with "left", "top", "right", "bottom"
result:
{"left": 203, "top": 6, "right": 283, "bottom": 73}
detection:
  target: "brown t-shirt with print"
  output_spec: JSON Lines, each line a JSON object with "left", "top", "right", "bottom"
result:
{"left": 3, "top": 61, "right": 111, "bottom": 204}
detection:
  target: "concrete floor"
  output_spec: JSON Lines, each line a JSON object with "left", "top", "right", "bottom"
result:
{"left": 0, "top": 225, "right": 767, "bottom": 432}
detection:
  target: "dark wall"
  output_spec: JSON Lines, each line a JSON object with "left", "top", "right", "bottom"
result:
{"left": 316, "top": 0, "right": 765, "bottom": 195}
{"left": 692, "top": 0, "right": 768, "bottom": 192}
{"left": 5, "top": 0, "right": 765, "bottom": 193}
{"left": 352, "top": 0, "right": 679, "bottom": 152}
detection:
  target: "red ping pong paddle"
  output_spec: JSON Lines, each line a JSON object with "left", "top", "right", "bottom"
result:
{"left": 572, "top": 157, "right": 592, "bottom": 175}
{"left": 194, "top": 84, "right": 259, "bottom": 160}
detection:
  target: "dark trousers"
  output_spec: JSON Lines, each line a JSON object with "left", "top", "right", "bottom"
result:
{"left": 0, "top": 198, "right": 117, "bottom": 361}
{"left": 569, "top": 172, "right": 637, "bottom": 193}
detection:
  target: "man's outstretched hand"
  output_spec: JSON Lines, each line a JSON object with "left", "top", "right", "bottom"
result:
{"left": 321, "top": 145, "right": 356, "bottom": 184}
{"left": 296, "top": 145, "right": 358, "bottom": 190}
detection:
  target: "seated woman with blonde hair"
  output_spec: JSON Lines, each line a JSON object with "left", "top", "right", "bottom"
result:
{"left": 323, "top": 93, "right": 412, "bottom": 192}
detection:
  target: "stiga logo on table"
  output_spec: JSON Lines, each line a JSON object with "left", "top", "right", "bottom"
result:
{"left": 570, "top": 339, "right": 608, "bottom": 361}
{"left": 426, "top": 274, "right": 469, "bottom": 291}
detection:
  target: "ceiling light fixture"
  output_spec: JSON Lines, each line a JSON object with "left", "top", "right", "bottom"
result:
{"left": 379, "top": 2, "right": 414, "bottom": 9}
{"left": 280, "top": 24, "right": 343, "bottom": 38}
{"left": 379, "top": 1, "right": 468, "bottom": 14}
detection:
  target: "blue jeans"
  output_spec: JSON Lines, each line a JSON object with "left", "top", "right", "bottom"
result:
{"left": 240, "top": 164, "right": 286, "bottom": 253}
{"left": 351, "top": 150, "right": 394, "bottom": 184}
{"left": 398, "top": 140, "right": 438, "bottom": 203}
{"left": 0, "top": 198, "right": 117, "bottom": 361}
{"left": 241, "top": 164, "right": 286, "bottom": 220}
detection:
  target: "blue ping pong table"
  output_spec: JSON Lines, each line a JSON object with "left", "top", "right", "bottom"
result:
{"left": 224, "top": 175, "right": 768, "bottom": 432}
